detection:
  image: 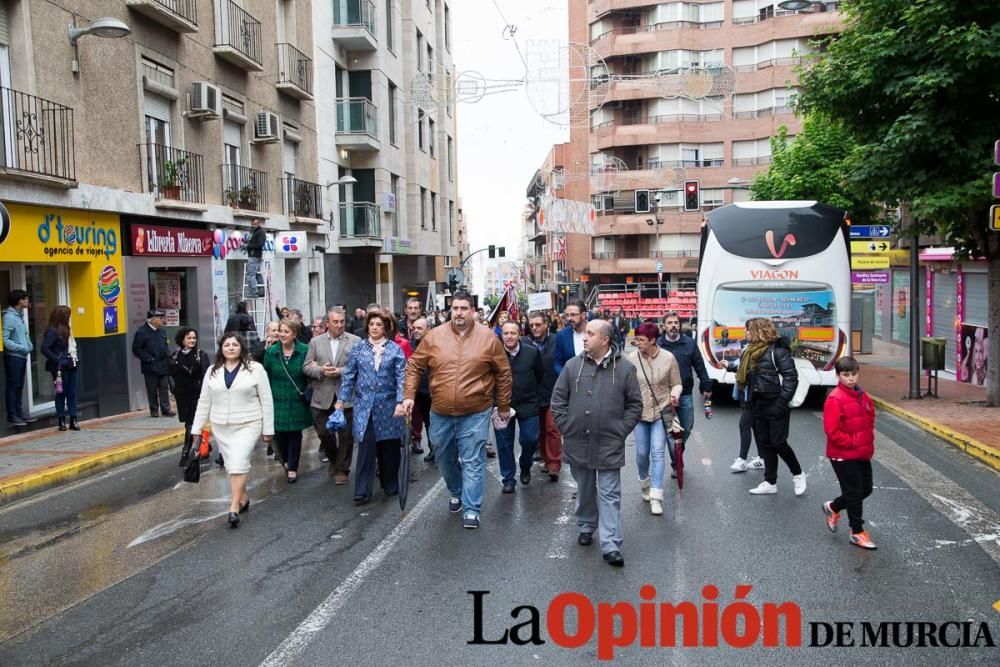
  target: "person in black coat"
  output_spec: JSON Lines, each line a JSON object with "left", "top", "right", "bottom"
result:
{"left": 495, "top": 320, "right": 544, "bottom": 492}
{"left": 523, "top": 310, "right": 562, "bottom": 481}
{"left": 132, "top": 309, "right": 174, "bottom": 417}
{"left": 171, "top": 327, "right": 212, "bottom": 466}
{"left": 40, "top": 305, "right": 80, "bottom": 431}
{"left": 225, "top": 301, "right": 258, "bottom": 348}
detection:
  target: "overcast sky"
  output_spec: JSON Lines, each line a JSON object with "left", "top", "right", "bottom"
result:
{"left": 452, "top": 0, "right": 570, "bottom": 268}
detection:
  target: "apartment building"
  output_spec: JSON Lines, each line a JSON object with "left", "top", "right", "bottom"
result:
{"left": 319, "top": 0, "right": 459, "bottom": 311}
{"left": 565, "top": 0, "right": 843, "bottom": 293}
{"left": 0, "top": 0, "right": 320, "bottom": 426}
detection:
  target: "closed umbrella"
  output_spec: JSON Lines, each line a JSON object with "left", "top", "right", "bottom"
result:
{"left": 398, "top": 416, "right": 412, "bottom": 512}
{"left": 671, "top": 417, "right": 685, "bottom": 493}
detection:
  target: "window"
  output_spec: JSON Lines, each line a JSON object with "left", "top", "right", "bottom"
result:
{"left": 445, "top": 71, "right": 452, "bottom": 116}
{"left": 449, "top": 200, "right": 455, "bottom": 245}
{"left": 416, "top": 30, "right": 424, "bottom": 71}
{"left": 388, "top": 81, "right": 397, "bottom": 145}
{"left": 427, "top": 45, "right": 434, "bottom": 81}
{"left": 444, "top": 4, "right": 451, "bottom": 51}
{"left": 390, "top": 173, "right": 400, "bottom": 235}
{"left": 732, "top": 138, "right": 773, "bottom": 166}
{"left": 418, "top": 109, "right": 425, "bottom": 150}
{"left": 431, "top": 192, "right": 437, "bottom": 230}
{"left": 446, "top": 136, "right": 453, "bottom": 180}
{"left": 420, "top": 187, "right": 428, "bottom": 229}
{"left": 386, "top": 0, "right": 394, "bottom": 50}
{"left": 428, "top": 117, "right": 435, "bottom": 157}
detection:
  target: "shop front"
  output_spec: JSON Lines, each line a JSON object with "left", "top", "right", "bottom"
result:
{"left": 0, "top": 203, "right": 128, "bottom": 432}
{"left": 121, "top": 218, "right": 215, "bottom": 411}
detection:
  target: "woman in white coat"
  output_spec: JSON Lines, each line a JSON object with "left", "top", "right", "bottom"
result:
{"left": 192, "top": 333, "right": 275, "bottom": 528}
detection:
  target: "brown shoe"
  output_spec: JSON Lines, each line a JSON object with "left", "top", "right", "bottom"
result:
{"left": 333, "top": 473, "right": 349, "bottom": 485}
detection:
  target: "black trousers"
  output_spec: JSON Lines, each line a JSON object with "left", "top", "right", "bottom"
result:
{"left": 830, "top": 460, "right": 874, "bottom": 533}
{"left": 144, "top": 374, "right": 171, "bottom": 415}
{"left": 738, "top": 402, "right": 758, "bottom": 460}
{"left": 354, "top": 417, "right": 401, "bottom": 500}
{"left": 751, "top": 404, "right": 802, "bottom": 484}
{"left": 274, "top": 430, "right": 303, "bottom": 472}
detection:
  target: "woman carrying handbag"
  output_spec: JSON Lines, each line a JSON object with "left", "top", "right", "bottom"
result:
{"left": 41, "top": 306, "right": 80, "bottom": 431}
{"left": 171, "top": 327, "right": 212, "bottom": 466}
{"left": 262, "top": 318, "right": 312, "bottom": 483}
{"left": 627, "top": 322, "right": 682, "bottom": 516}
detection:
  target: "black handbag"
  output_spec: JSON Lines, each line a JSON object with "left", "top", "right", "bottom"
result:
{"left": 183, "top": 456, "right": 201, "bottom": 483}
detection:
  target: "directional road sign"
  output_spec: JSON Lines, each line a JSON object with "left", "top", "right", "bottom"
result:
{"left": 851, "top": 240, "right": 890, "bottom": 254}
{"left": 851, "top": 255, "right": 890, "bottom": 270}
{"left": 994, "top": 173, "right": 1000, "bottom": 198}
{"left": 851, "top": 271, "right": 889, "bottom": 285}
{"left": 656, "top": 260, "right": 663, "bottom": 272}
{"left": 446, "top": 267, "right": 465, "bottom": 285}
{"left": 850, "top": 225, "right": 891, "bottom": 239}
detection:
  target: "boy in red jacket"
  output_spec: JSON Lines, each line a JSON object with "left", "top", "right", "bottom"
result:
{"left": 822, "top": 356, "right": 877, "bottom": 550}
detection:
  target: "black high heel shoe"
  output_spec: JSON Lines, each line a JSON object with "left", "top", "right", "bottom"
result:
{"left": 238, "top": 499, "right": 250, "bottom": 514}
{"left": 228, "top": 512, "right": 240, "bottom": 529}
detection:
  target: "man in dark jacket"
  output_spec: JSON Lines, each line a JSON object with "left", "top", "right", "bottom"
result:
{"left": 132, "top": 309, "right": 174, "bottom": 417}
{"left": 550, "top": 319, "right": 643, "bottom": 567}
{"left": 496, "top": 320, "right": 544, "bottom": 493}
{"left": 553, "top": 300, "right": 587, "bottom": 376}
{"left": 523, "top": 310, "right": 561, "bottom": 481}
{"left": 657, "top": 311, "right": 712, "bottom": 473}
{"left": 244, "top": 218, "right": 266, "bottom": 298}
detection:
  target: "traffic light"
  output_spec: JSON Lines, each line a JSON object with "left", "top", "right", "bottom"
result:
{"left": 683, "top": 180, "right": 700, "bottom": 212}
{"left": 488, "top": 244, "right": 495, "bottom": 258}
{"left": 634, "top": 189, "right": 651, "bottom": 214}
{"left": 498, "top": 246, "right": 506, "bottom": 258}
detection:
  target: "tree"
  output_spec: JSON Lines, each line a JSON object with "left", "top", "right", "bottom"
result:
{"left": 750, "top": 114, "right": 879, "bottom": 224}
{"left": 795, "top": 0, "right": 1000, "bottom": 405}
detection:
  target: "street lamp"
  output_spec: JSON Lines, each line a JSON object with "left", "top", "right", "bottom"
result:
{"left": 647, "top": 216, "right": 664, "bottom": 299}
{"left": 68, "top": 16, "right": 131, "bottom": 74}
{"left": 325, "top": 175, "right": 358, "bottom": 188}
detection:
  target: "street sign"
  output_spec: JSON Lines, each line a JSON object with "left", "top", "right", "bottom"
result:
{"left": 446, "top": 267, "right": 465, "bottom": 285}
{"left": 995, "top": 139, "right": 1000, "bottom": 164}
{"left": 991, "top": 205, "right": 1000, "bottom": 231}
{"left": 851, "top": 255, "right": 890, "bottom": 270}
{"left": 656, "top": 260, "right": 663, "bottom": 272}
{"left": 851, "top": 240, "right": 890, "bottom": 254}
{"left": 849, "top": 225, "right": 891, "bottom": 239}
{"left": 994, "top": 173, "right": 1000, "bottom": 198}
{"left": 851, "top": 271, "right": 889, "bottom": 285}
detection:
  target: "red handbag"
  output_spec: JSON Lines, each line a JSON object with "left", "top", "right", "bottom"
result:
{"left": 197, "top": 429, "right": 211, "bottom": 459}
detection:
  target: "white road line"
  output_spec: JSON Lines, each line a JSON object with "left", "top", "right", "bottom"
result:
{"left": 259, "top": 478, "right": 445, "bottom": 666}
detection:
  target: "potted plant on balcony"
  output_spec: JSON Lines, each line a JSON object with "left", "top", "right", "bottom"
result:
{"left": 238, "top": 184, "right": 259, "bottom": 210}
{"left": 224, "top": 187, "right": 239, "bottom": 208}
{"left": 158, "top": 157, "right": 187, "bottom": 200}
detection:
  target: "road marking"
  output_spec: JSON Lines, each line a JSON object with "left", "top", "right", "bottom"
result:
{"left": 259, "top": 478, "right": 445, "bottom": 666}
{"left": 546, "top": 481, "right": 576, "bottom": 560}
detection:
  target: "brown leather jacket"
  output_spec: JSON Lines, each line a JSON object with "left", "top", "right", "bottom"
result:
{"left": 404, "top": 321, "right": 512, "bottom": 416}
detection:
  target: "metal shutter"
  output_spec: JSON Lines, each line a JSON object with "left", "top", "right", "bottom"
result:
{"left": 282, "top": 140, "right": 296, "bottom": 176}
{"left": 143, "top": 92, "right": 171, "bottom": 122}
{"left": 933, "top": 271, "right": 957, "bottom": 372}
{"left": 963, "top": 272, "right": 987, "bottom": 326}
{"left": 223, "top": 119, "right": 242, "bottom": 147}
{"left": 0, "top": 2, "right": 9, "bottom": 46}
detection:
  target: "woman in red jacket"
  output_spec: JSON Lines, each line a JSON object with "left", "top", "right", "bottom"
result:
{"left": 822, "top": 356, "right": 877, "bottom": 550}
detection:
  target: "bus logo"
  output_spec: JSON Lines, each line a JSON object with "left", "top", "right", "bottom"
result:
{"left": 751, "top": 269, "right": 799, "bottom": 280}
{"left": 765, "top": 230, "right": 797, "bottom": 259}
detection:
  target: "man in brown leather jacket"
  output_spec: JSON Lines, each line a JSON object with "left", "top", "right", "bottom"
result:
{"left": 403, "top": 291, "right": 512, "bottom": 530}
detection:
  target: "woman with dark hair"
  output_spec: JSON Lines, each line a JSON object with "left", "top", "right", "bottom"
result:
{"left": 171, "top": 327, "right": 212, "bottom": 466}
{"left": 335, "top": 308, "right": 407, "bottom": 504}
{"left": 627, "top": 321, "right": 681, "bottom": 516}
{"left": 262, "top": 318, "right": 312, "bottom": 483}
{"left": 191, "top": 333, "right": 274, "bottom": 528}
{"left": 41, "top": 305, "right": 80, "bottom": 431}
{"left": 737, "top": 318, "right": 806, "bottom": 496}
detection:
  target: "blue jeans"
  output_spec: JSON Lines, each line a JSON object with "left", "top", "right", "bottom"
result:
{"left": 666, "top": 393, "right": 694, "bottom": 466}
{"left": 633, "top": 419, "right": 667, "bottom": 490}
{"left": 4, "top": 354, "right": 27, "bottom": 420}
{"left": 51, "top": 368, "right": 79, "bottom": 417}
{"left": 429, "top": 408, "right": 491, "bottom": 518}
{"left": 245, "top": 256, "right": 262, "bottom": 295}
{"left": 494, "top": 414, "right": 540, "bottom": 486}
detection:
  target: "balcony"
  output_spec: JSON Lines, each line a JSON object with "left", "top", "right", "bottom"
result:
{"left": 0, "top": 87, "right": 75, "bottom": 186}
{"left": 282, "top": 176, "right": 324, "bottom": 222}
{"left": 276, "top": 43, "right": 313, "bottom": 100}
{"left": 138, "top": 143, "right": 205, "bottom": 205}
{"left": 332, "top": 0, "right": 377, "bottom": 52}
{"left": 213, "top": 0, "right": 263, "bottom": 71}
{"left": 221, "top": 164, "right": 269, "bottom": 213}
{"left": 335, "top": 98, "right": 380, "bottom": 151}
{"left": 338, "top": 202, "right": 383, "bottom": 249}
{"left": 127, "top": 0, "right": 198, "bottom": 33}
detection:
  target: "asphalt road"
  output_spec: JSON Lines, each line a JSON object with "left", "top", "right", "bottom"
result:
{"left": 1, "top": 401, "right": 998, "bottom": 665}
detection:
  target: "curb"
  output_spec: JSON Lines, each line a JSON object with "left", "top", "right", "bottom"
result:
{"left": 0, "top": 429, "right": 185, "bottom": 506}
{"left": 871, "top": 395, "right": 1000, "bottom": 473}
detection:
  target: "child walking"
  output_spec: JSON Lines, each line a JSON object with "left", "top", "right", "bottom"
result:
{"left": 822, "top": 356, "right": 877, "bottom": 549}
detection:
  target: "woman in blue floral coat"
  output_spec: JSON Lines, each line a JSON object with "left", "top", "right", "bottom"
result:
{"left": 336, "top": 308, "right": 406, "bottom": 504}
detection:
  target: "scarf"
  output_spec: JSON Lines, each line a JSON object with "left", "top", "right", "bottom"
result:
{"left": 369, "top": 337, "right": 387, "bottom": 371}
{"left": 736, "top": 341, "right": 770, "bottom": 389}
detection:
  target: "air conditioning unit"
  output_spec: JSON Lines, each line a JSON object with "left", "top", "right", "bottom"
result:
{"left": 189, "top": 82, "right": 222, "bottom": 118}
{"left": 254, "top": 111, "right": 281, "bottom": 143}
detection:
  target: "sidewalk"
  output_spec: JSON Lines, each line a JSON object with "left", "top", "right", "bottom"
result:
{"left": 859, "top": 354, "right": 1000, "bottom": 472}
{"left": 0, "top": 411, "right": 184, "bottom": 505}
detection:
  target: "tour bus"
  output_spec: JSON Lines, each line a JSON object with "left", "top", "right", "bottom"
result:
{"left": 696, "top": 201, "right": 851, "bottom": 406}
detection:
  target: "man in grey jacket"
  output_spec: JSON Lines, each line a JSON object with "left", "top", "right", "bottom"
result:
{"left": 550, "top": 319, "right": 643, "bottom": 567}
{"left": 3, "top": 290, "right": 36, "bottom": 427}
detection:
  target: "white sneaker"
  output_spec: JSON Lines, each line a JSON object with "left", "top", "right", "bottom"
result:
{"left": 793, "top": 474, "right": 807, "bottom": 497}
{"left": 730, "top": 457, "right": 747, "bottom": 473}
{"left": 649, "top": 488, "right": 664, "bottom": 516}
{"left": 639, "top": 477, "right": 651, "bottom": 502}
{"left": 746, "top": 456, "right": 765, "bottom": 470}
{"left": 749, "top": 481, "right": 777, "bottom": 495}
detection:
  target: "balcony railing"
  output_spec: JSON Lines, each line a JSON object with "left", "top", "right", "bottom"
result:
{"left": 138, "top": 143, "right": 205, "bottom": 204}
{"left": 650, "top": 250, "right": 698, "bottom": 259}
{"left": 0, "top": 87, "right": 75, "bottom": 182}
{"left": 214, "top": 0, "right": 263, "bottom": 69}
{"left": 336, "top": 98, "right": 378, "bottom": 138}
{"left": 276, "top": 43, "right": 313, "bottom": 98}
{"left": 333, "top": 0, "right": 376, "bottom": 35}
{"left": 221, "top": 163, "right": 268, "bottom": 212}
{"left": 282, "top": 176, "right": 323, "bottom": 219}
{"left": 339, "top": 202, "right": 382, "bottom": 238}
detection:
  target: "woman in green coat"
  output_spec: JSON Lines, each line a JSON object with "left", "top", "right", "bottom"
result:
{"left": 263, "top": 319, "right": 312, "bottom": 482}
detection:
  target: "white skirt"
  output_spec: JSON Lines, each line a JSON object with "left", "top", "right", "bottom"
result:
{"left": 212, "top": 421, "right": 262, "bottom": 475}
